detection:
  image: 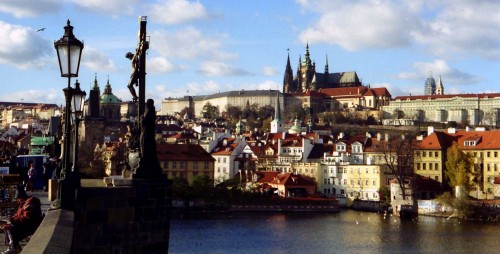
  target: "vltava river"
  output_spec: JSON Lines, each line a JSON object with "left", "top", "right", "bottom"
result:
{"left": 169, "top": 210, "right": 500, "bottom": 254}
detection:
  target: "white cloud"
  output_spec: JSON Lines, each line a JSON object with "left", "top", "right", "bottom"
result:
{"left": 0, "top": 21, "right": 52, "bottom": 69}
{"left": 394, "top": 59, "right": 480, "bottom": 85}
{"left": 149, "top": 0, "right": 209, "bottom": 24}
{"left": 299, "top": 1, "right": 422, "bottom": 50}
{"left": 262, "top": 66, "right": 277, "bottom": 76}
{"left": 81, "top": 47, "right": 116, "bottom": 72}
{"left": 378, "top": 83, "right": 421, "bottom": 97}
{"left": 298, "top": 1, "right": 500, "bottom": 60}
{"left": 151, "top": 27, "right": 237, "bottom": 61}
{"left": 0, "top": 89, "right": 62, "bottom": 105}
{"left": 199, "top": 61, "right": 250, "bottom": 76}
{"left": 414, "top": 1, "right": 500, "bottom": 60}
{"left": 71, "top": 0, "right": 138, "bottom": 16}
{"left": 0, "top": 0, "right": 61, "bottom": 17}
{"left": 147, "top": 57, "right": 179, "bottom": 74}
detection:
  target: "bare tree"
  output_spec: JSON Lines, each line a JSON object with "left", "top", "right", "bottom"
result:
{"left": 380, "top": 133, "right": 416, "bottom": 200}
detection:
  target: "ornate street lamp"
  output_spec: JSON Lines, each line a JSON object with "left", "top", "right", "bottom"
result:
{"left": 71, "top": 80, "right": 86, "bottom": 175}
{"left": 53, "top": 20, "right": 84, "bottom": 210}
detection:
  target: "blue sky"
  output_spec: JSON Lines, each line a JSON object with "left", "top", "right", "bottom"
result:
{"left": 0, "top": 0, "right": 499, "bottom": 107}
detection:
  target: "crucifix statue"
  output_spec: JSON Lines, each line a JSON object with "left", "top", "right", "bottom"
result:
{"left": 126, "top": 16, "right": 162, "bottom": 178}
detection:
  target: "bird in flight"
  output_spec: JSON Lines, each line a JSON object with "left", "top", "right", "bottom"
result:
{"left": 36, "top": 28, "right": 46, "bottom": 32}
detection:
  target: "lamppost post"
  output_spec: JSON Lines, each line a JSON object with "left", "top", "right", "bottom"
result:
{"left": 71, "top": 80, "right": 86, "bottom": 185}
{"left": 53, "top": 20, "right": 84, "bottom": 210}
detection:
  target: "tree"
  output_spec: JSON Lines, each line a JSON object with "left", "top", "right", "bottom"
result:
{"left": 380, "top": 134, "right": 416, "bottom": 200}
{"left": 257, "top": 105, "right": 275, "bottom": 120}
{"left": 226, "top": 105, "right": 242, "bottom": 120}
{"left": 284, "top": 103, "right": 307, "bottom": 123}
{"left": 180, "top": 107, "right": 194, "bottom": 119}
{"left": 191, "top": 175, "right": 213, "bottom": 198}
{"left": 201, "top": 102, "right": 219, "bottom": 120}
{"left": 171, "top": 177, "right": 193, "bottom": 200}
{"left": 445, "top": 142, "right": 475, "bottom": 195}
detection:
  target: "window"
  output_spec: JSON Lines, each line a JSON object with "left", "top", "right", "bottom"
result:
{"left": 193, "top": 161, "right": 198, "bottom": 169}
{"left": 435, "top": 163, "right": 439, "bottom": 170}
{"left": 164, "top": 161, "right": 169, "bottom": 169}
{"left": 344, "top": 179, "right": 347, "bottom": 185}
{"left": 217, "top": 158, "right": 220, "bottom": 163}
{"left": 423, "top": 152, "right": 426, "bottom": 157}
{"left": 324, "top": 179, "right": 327, "bottom": 184}
{"left": 179, "top": 161, "right": 185, "bottom": 169}
{"left": 487, "top": 152, "right": 491, "bottom": 157}
{"left": 487, "top": 164, "right": 491, "bottom": 172}
{"left": 223, "top": 167, "right": 227, "bottom": 173}
{"left": 434, "top": 151, "right": 438, "bottom": 157}
{"left": 416, "top": 163, "right": 420, "bottom": 170}
{"left": 435, "top": 176, "right": 439, "bottom": 181}
{"left": 373, "top": 180, "right": 376, "bottom": 186}
{"left": 223, "top": 158, "right": 227, "bottom": 163}
{"left": 204, "top": 162, "right": 209, "bottom": 169}
{"left": 365, "top": 180, "right": 369, "bottom": 186}
{"left": 172, "top": 162, "right": 177, "bottom": 169}
{"left": 217, "top": 167, "right": 220, "bottom": 173}
{"left": 423, "top": 163, "right": 426, "bottom": 170}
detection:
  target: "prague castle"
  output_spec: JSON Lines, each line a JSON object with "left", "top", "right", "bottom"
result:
{"left": 283, "top": 43, "right": 361, "bottom": 93}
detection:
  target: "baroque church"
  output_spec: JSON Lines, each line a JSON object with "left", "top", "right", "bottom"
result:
{"left": 78, "top": 75, "right": 132, "bottom": 177}
{"left": 283, "top": 44, "right": 362, "bottom": 93}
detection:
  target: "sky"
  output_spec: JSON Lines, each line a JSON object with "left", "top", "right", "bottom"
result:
{"left": 0, "top": 0, "right": 499, "bottom": 108}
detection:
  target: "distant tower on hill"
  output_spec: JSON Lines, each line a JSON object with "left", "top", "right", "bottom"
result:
{"left": 436, "top": 76, "right": 444, "bottom": 95}
{"left": 425, "top": 73, "right": 436, "bottom": 95}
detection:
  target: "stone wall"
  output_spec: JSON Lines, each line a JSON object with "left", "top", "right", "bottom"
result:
{"left": 73, "top": 178, "right": 171, "bottom": 253}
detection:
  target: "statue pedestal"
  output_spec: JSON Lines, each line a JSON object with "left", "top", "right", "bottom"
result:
{"left": 103, "top": 175, "right": 133, "bottom": 187}
{"left": 74, "top": 176, "right": 172, "bottom": 253}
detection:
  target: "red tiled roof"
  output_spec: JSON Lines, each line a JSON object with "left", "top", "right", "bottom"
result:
{"left": 255, "top": 171, "right": 280, "bottom": 183}
{"left": 270, "top": 173, "right": 316, "bottom": 187}
{"left": 394, "top": 93, "right": 500, "bottom": 101}
{"left": 157, "top": 143, "right": 214, "bottom": 161}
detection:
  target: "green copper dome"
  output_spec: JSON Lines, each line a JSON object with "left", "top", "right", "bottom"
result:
{"left": 100, "top": 79, "right": 122, "bottom": 104}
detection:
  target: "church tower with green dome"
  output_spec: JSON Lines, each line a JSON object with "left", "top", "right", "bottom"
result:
{"left": 100, "top": 78, "right": 122, "bottom": 123}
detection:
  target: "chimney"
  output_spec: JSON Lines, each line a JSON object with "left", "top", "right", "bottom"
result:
{"left": 448, "top": 128, "right": 456, "bottom": 134}
{"left": 338, "top": 132, "right": 345, "bottom": 139}
{"left": 427, "top": 126, "right": 434, "bottom": 136}
{"left": 377, "top": 133, "right": 381, "bottom": 141}
{"left": 384, "top": 133, "right": 389, "bottom": 142}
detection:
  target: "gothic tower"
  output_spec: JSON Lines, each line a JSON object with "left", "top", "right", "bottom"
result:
{"left": 283, "top": 50, "right": 294, "bottom": 93}
{"left": 87, "top": 74, "right": 101, "bottom": 118}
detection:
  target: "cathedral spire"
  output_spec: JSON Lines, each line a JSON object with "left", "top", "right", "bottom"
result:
{"left": 283, "top": 49, "right": 294, "bottom": 93}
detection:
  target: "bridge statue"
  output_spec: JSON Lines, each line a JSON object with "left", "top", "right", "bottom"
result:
{"left": 125, "top": 16, "right": 162, "bottom": 178}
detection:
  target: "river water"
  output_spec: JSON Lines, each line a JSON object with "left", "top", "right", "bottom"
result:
{"left": 169, "top": 210, "right": 500, "bottom": 254}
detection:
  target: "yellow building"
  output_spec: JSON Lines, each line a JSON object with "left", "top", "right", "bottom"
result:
{"left": 416, "top": 128, "right": 500, "bottom": 199}
{"left": 157, "top": 143, "right": 215, "bottom": 185}
{"left": 345, "top": 164, "right": 384, "bottom": 201}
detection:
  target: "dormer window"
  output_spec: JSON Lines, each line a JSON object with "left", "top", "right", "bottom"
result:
{"left": 464, "top": 136, "right": 481, "bottom": 146}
